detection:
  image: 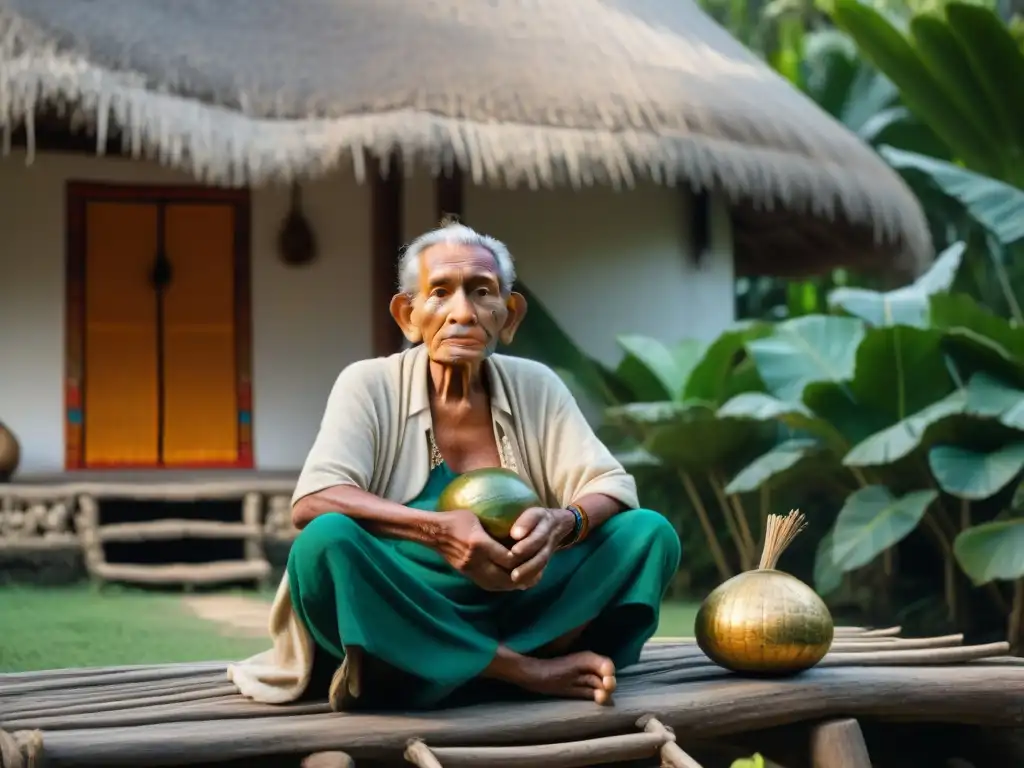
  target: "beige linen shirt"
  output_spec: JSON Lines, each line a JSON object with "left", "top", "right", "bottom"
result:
{"left": 227, "top": 343, "right": 638, "bottom": 704}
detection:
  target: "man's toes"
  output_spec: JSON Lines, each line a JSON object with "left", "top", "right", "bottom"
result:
{"left": 597, "top": 657, "right": 615, "bottom": 677}
{"left": 602, "top": 674, "right": 617, "bottom": 692}
{"left": 578, "top": 673, "right": 603, "bottom": 690}
{"left": 593, "top": 687, "right": 613, "bottom": 705}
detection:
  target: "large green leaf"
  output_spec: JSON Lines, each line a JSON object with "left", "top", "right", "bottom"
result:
{"left": 814, "top": 527, "right": 844, "bottom": 596}
{"left": 953, "top": 518, "right": 1024, "bottom": 584}
{"left": 909, "top": 12, "right": 1007, "bottom": 152}
{"left": 826, "top": 241, "right": 964, "bottom": 327}
{"left": 684, "top": 321, "right": 772, "bottom": 404}
{"left": 929, "top": 442, "right": 1024, "bottom": 500}
{"left": 615, "top": 336, "right": 703, "bottom": 402}
{"left": 828, "top": 0, "right": 1000, "bottom": 174}
{"left": 725, "top": 438, "right": 822, "bottom": 494}
{"left": 803, "top": 380, "right": 891, "bottom": 448}
{"left": 849, "top": 325, "right": 952, "bottom": 423}
{"left": 831, "top": 486, "right": 938, "bottom": 571}
{"left": 944, "top": 3, "right": 1024, "bottom": 175}
{"left": 718, "top": 391, "right": 848, "bottom": 449}
{"left": 880, "top": 147, "right": 1024, "bottom": 245}
{"left": 930, "top": 294, "right": 1024, "bottom": 387}
{"left": 930, "top": 293, "right": 1024, "bottom": 363}
{"left": 746, "top": 315, "right": 865, "bottom": 403}
{"left": 606, "top": 400, "right": 753, "bottom": 469}
{"left": 843, "top": 388, "right": 967, "bottom": 466}
{"left": 963, "top": 372, "right": 1024, "bottom": 430}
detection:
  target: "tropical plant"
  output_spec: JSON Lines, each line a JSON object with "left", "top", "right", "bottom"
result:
{"left": 824, "top": 0, "right": 1024, "bottom": 324}
{"left": 719, "top": 240, "right": 1024, "bottom": 644}
{"left": 731, "top": 753, "right": 767, "bottom": 768}
{"left": 505, "top": 287, "right": 772, "bottom": 583}
{"left": 603, "top": 325, "right": 779, "bottom": 576}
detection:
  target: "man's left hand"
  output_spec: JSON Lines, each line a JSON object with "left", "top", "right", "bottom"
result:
{"left": 508, "top": 507, "right": 575, "bottom": 589}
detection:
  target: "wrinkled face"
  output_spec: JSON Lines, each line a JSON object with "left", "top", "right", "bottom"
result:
{"left": 413, "top": 242, "right": 510, "bottom": 364}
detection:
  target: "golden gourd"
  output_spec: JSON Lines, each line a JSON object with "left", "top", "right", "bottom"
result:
{"left": 695, "top": 510, "right": 834, "bottom": 675}
{"left": 437, "top": 467, "right": 541, "bottom": 541}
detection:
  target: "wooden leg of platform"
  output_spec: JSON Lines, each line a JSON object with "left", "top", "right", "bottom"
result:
{"left": 405, "top": 739, "right": 444, "bottom": 768}
{"left": 302, "top": 751, "right": 355, "bottom": 768}
{"left": 638, "top": 716, "right": 705, "bottom": 768}
{"left": 809, "top": 718, "right": 872, "bottom": 768}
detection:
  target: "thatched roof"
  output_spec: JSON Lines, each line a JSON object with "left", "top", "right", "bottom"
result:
{"left": 0, "top": 0, "right": 931, "bottom": 275}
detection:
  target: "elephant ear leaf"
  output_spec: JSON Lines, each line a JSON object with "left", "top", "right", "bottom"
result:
{"left": 831, "top": 486, "right": 937, "bottom": 571}
{"left": 954, "top": 518, "right": 1024, "bottom": 585}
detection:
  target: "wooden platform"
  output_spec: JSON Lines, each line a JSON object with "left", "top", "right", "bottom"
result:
{"left": 1, "top": 628, "right": 1023, "bottom": 768}
{"left": 2, "top": 469, "right": 300, "bottom": 500}
{"left": 0, "top": 470, "right": 300, "bottom": 587}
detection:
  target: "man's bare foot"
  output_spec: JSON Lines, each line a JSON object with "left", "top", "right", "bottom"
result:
{"left": 525, "top": 652, "right": 617, "bottom": 704}
{"left": 486, "top": 647, "right": 617, "bottom": 704}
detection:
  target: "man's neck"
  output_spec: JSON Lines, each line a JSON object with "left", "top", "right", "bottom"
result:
{"left": 428, "top": 359, "right": 489, "bottom": 409}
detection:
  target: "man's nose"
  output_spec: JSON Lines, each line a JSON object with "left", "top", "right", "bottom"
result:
{"left": 448, "top": 289, "right": 478, "bottom": 324}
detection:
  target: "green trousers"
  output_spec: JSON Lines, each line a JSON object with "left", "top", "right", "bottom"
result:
{"left": 287, "top": 464, "right": 681, "bottom": 709}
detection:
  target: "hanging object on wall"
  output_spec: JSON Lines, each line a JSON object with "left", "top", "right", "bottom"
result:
{"left": 0, "top": 420, "right": 21, "bottom": 482}
{"left": 688, "top": 189, "right": 711, "bottom": 268}
{"left": 277, "top": 183, "right": 318, "bottom": 266}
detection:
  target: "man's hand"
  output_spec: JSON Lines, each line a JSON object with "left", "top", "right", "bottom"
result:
{"left": 436, "top": 509, "right": 517, "bottom": 591}
{"left": 508, "top": 507, "right": 576, "bottom": 589}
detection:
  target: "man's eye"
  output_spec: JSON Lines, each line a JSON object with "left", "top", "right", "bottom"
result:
{"left": 431, "top": 288, "right": 448, "bottom": 298}
{"left": 476, "top": 288, "right": 490, "bottom": 297}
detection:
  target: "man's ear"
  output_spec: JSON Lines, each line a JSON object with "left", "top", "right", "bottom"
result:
{"left": 499, "top": 291, "right": 528, "bottom": 345}
{"left": 390, "top": 293, "right": 423, "bottom": 343}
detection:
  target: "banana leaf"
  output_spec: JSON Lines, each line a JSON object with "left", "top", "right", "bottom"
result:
{"left": 880, "top": 147, "right": 1024, "bottom": 246}
{"left": 828, "top": 0, "right": 1001, "bottom": 175}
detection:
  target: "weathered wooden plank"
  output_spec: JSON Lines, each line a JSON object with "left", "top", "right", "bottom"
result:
{"left": 91, "top": 560, "right": 270, "bottom": 586}
{"left": 0, "top": 667, "right": 225, "bottom": 696}
{"left": 818, "top": 643, "right": 1009, "bottom": 666}
{"left": 1, "top": 686, "right": 241, "bottom": 726}
{"left": 96, "top": 520, "right": 261, "bottom": 542}
{"left": 28, "top": 665, "right": 1024, "bottom": 767}
{"left": 0, "top": 661, "right": 229, "bottom": 684}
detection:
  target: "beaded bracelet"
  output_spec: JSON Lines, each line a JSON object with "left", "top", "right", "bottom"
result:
{"left": 559, "top": 503, "right": 590, "bottom": 549}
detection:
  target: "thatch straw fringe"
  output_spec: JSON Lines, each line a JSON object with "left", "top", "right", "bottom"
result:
{"left": 0, "top": 5, "right": 930, "bottom": 268}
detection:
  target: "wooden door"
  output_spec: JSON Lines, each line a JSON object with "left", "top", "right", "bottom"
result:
{"left": 81, "top": 202, "right": 161, "bottom": 466}
{"left": 162, "top": 204, "right": 240, "bottom": 465}
{"left": 66, "top": 185, "right": 253, "bottom": 470}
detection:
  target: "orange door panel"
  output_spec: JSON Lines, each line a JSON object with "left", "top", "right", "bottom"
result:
{"left": 83, "top": 202, "right": 160, "bottom": 466}
{"left": 160, "top": 204, "right": 239, "bottom": 466}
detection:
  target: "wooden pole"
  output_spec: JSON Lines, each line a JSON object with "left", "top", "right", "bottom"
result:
{"left": 639, "top": 716, "right": 704, "bottom": 767}
{"left": 809, "top": 718, "right": 872, "bottom": 768}
{"left": 370, "top": 154, "right": 405, "bottom": 358}
{"left": 302, "top": 751, "right": 354, "bottom": 768}
{"left": 406, "top": 739, "right": 444, "bottom": 768}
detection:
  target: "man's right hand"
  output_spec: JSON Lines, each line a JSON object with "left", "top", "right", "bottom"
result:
{"left": 435, "top": 509, "right": 517, "bottom": 591}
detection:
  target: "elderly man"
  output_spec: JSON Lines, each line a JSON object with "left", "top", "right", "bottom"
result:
{"left": 230, "top": 221, "right": 680, "bottom": 712}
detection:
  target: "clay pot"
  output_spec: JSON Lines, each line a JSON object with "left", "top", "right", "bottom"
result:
{"left": 0, "top": 420, "right": 20, "bottom": 482}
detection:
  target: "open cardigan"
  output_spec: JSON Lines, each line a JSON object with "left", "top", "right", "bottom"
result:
{"left": 227, "top": 343, "right": 639, "bottom": 704}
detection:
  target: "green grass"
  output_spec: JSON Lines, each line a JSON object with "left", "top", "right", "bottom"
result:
{"left": 0, "top": 585, "right": 700, "bottom": 673}
{"left": 0, "top": 585, "right": 270, "bottom": 672}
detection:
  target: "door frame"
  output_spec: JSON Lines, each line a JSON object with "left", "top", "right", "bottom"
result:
{"left": 64, "top": 181, "right": 254, "bottom": 470}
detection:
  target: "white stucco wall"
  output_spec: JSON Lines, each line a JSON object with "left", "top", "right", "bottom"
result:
{"left": 461, "top": 183, "right": 734, "bottom": 368}
{"left": 0, "top": 151, "right": 734, "bottom": 475}
{"left": 0, "top": 151, "right": 372, "bottom": 474}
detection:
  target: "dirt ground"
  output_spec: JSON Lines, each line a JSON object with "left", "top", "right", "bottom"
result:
{"left": 180, "top": 594, "right": 272, "bottom": 638}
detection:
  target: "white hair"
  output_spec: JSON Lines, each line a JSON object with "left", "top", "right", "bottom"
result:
{"left": 397, "top": 222, "right": 517, "bottom": 296}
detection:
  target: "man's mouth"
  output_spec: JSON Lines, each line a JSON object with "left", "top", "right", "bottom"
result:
{"left": 444, "top": 336, "right": 485, "bottom": 345}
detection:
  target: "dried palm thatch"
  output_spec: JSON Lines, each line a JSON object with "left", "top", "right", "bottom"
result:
{"left": 0, "top": 0, "right": 931, "bottom": 274}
